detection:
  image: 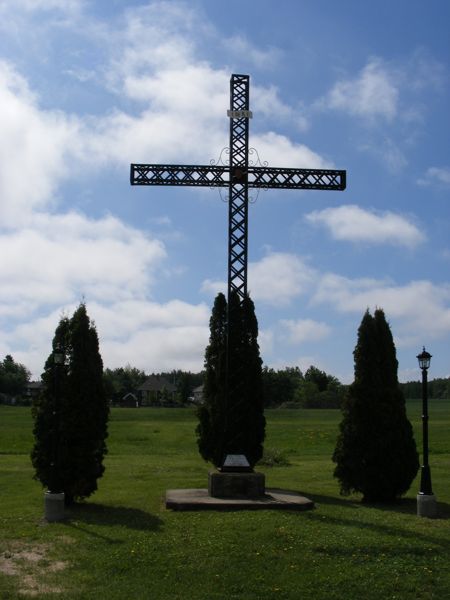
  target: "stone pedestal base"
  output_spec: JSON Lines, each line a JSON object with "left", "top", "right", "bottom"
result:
{"left": 166, "top": 488, "right": 315, "bottom": 511}
{"left": 417, "top": 493, "right": 438, "bottom": 518}
{"left": 208, "top": 470, "right": 265, "bottom": 499}
{"left": 44, "top": 491, "right": 65, "bottom": 522}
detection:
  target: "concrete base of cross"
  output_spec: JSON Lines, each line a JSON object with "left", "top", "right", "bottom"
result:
{"left": 208, "top": 470, "right": 265, "bottom": 499}
{"left": 166, "top": 487, "right": 314, "bottom": 511}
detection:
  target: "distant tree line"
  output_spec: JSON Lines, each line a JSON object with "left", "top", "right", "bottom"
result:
{"left": 0, "top": 355, "right": 31, "bottom": 404}
{"left": 1, "top": 355, "right": 448, "bottom": 408}
{"left": 103, "top": 366, "right": 147, "bottom": 403}
{"left": 400, "top": 378, "right": 450, "bottom": 400}
{"left": 262, "top": 365, "right": 346, "bottom": 408}
{"left": 103, "top": 363, "right": 345, "bottom": 409}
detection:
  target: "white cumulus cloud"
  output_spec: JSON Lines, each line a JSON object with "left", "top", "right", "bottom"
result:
{"left": 201, "top": 253, "right": 316, "bottom": 307}
{"left": 6, "top": 298, "right": 211, "bottom": 379}
{"left": 280, "top": 318, "right": 331, "bottom": 344}
{"left": 249, "top": 253, "right": 316, "bottom": 306}
{"left": 323, "top": 59, "right": 399, "bottom": 121}
{"left": 313, "top": 274, "right": 450, "bottom": 346}
{"left": 417, "top": 166, "right": 450, "bottom": 189}
{"left": 306, "top": 204, "right": 425, "bottom": 247}
{"left": 0, "top": 212, "right": 166, "bottom": 313}
{"left": 251, "top": 132, "right": 331, "bottom": 169}
{"left": 0, "top": 60, "right": 83, "bottom": 227}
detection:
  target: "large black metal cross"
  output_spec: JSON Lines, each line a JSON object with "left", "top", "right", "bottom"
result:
{"left": 131, "top": 73, "right": 346, "bottom": 465}
{"left": 131, "top": 73, "right": 346, "bottom": 306}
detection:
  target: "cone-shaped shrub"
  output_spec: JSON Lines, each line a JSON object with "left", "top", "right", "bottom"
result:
{"left": 196, "top": 291, "right": 265, "bottom": 468}
{"left": 333, "top": 308, "right": 419, "bottom": 502}
{"left": 32, "top": 303, "right": 109, "bottom": 504}
{"left": 196, "top": 292, "right": 228, "bottom": 467}
{"left": 31, "top": 317, "right": 70, "bottom": 494}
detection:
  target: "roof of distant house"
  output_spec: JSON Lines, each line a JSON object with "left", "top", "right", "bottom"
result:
{"left": 138, "top": 375, "right": 177, "bottom": 393}
{"left": 27, "top": 381, "right": 43, "bottom": 389}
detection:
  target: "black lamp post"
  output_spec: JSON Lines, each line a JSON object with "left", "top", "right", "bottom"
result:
{"left": 416, "top": 347, "right": 437, "bottom": 517}
{"left": 417, "top": 347, "right": 432, "bottom": 495}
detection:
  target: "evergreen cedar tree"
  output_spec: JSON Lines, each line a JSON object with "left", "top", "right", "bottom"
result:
{"left": 333, "top": 308, "right": 419, "bottom": 502}
{"left": 196, "top": 291, "right": 265, "bottom": 468}
{"left": 31, "top": 304, "right": 109, "bottom": 505}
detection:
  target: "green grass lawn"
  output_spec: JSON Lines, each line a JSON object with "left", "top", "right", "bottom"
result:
{"left": 1, "top": 400, "right": 449, "bottom": 599}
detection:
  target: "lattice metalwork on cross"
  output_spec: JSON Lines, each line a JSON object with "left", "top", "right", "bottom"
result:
{"left": 131, "top": 73, "right": 346, "bottom": 305}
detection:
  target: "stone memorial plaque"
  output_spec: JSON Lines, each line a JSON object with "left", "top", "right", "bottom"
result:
{"left": 220, "top": 454, "right": 252, "bottom": 472}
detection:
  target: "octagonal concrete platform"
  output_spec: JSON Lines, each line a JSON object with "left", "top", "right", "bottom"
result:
{"left": 166, "top": 488, "right": 314, "bottom": 511}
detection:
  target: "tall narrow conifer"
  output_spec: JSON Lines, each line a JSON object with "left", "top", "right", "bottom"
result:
{"left": 196, "top": 292, "right": 265, "bottom": 468}
{"left": 32, "top": 304, "right": 109, "bottom": 504}
{"left": 196, "top": 293, "right": 227, "bottom": 466}
{"left": 31, "top": 317, "right": 69, "bottom": 493}
{"left": 237, "top": 294, "right": 265, "bottom": 466}
{"left": 333, "top": 308, "right": 419, "bottom": 501}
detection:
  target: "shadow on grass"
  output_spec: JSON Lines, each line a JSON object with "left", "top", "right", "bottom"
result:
{"left": 363, "top": 497, "right": 450, "bottom": 519}
{"left": 61, "top": 503, "right": 163, "bottom": 542}
{"left": 304, "top": 493, "right": 450, "bottom": 550}
{"left": 306, "top": 492, "right": 361, "bottom": 509}
{"left": 309, "top": 491, "right": 450, "bottom": 519}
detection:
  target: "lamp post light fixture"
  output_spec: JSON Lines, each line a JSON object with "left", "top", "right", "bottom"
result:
{"left": 44, "top": 343, "right": 65, "bottom": 522}
{"left": 416, "top": 347, "right": 437, "bottom": 518}
{"left": 53, "top": 345, "right": 64, "bottom": 366}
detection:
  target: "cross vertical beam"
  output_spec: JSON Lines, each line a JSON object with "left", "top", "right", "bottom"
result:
{"left": 225, "top": 75, "right": 251, "bottom": 460}
{"left": 228, "top": 74, "right": 250, "bottom": 303}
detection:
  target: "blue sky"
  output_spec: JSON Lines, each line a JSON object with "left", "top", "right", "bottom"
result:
{"left": 0, "top": 0, "right": 449, "bottom": 382}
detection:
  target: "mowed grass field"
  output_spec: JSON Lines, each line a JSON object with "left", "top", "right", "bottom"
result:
{"left": 1, "top": 400, "right": 449, "bottom": 599}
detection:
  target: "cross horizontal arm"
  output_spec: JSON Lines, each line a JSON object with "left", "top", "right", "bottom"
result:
{"left": 131, "top": 163, "right": 346, "bottom": 191}
{"left": 130, "top": 164, "right": 229, "bottom": 187}
{"left": 247, "top": 166, "right": 346, "bottom": 190}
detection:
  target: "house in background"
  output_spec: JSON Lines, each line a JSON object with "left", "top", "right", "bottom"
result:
{"left": 25, "top": 381, "right": 43, "bottom": 402}
{"left": 0, "top": 380, "right": 43, "bottom": 406}
{"left": 138, "top": 375, "right": 177, "bottom": 406}
{"left": 120, "top": 392, "right": 139, "bottom": 408}
{"left": 189, "top": 384, "right": 204, "bottom": 405}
